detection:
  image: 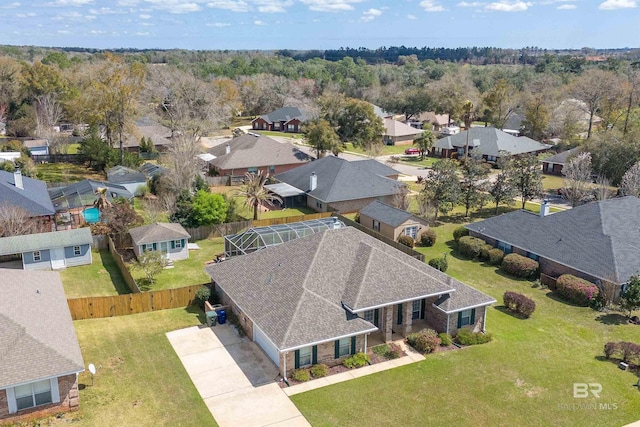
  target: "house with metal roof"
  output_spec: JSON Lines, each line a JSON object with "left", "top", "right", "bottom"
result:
{"left": 129, "top": 222, "right": 191, "bottom": 261}
{"left": 273, "top": 155, "right": 403, "bottom": 213}
{"left": 251, "top": 106, "right": 310, "bottom": 133}
{"left": 0, "top": 228, "right": 92, "bottom": 270}
{"left": 466, "top": 197, "right": 640, "bottom": 298}
{"left": 206, "top": 133, "right": 312, "bottom": 177}
{"left": 206, "top": 226, "right": 495, "bottom": 379}
{"left": 433, "top": 127, "right": 550, "bottom": 161}
{"left": 0, "top": 270, "right": 84, "bottom": 422}
{"left": 359, "top": 200, "right": 430, "bottom": 242}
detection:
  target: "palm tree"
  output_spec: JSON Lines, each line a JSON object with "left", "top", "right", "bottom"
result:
{"left": 93, "top": 187, "right": 113, "bottom": 212}
{"left": 413, "top": 130, "right": 436, "bottom": 160}
{"left": 235, "top": 172, "right": 282, "bottom": 220}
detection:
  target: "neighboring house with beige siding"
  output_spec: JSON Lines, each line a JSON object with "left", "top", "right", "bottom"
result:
{"left": 359, "top": 200, "right": 430, "bottom": 242}
{"left": 0, "top": 270, "right": 84, "bottom": 423}
{"left": 206, "top": 226, "right": 495, "bottom": 379}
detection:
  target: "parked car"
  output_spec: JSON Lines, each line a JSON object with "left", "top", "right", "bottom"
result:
{"left": 405, "top": 148, "right": 420, "bottom": 155}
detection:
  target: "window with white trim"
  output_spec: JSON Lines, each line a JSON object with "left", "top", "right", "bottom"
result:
{"left": 287, "top": 124, "right": 296, "bottom": 131}
{"left": 14, "top": 380, "right": 52, "bottom": 411}
{"left": 363, "top": 310, "right": 374, "bottom": 323}
{"left": 497, "top": 241, "right": 512, "bottom": 254}
{"left": 33, "top": 251, "right": 41, "bottom": 262}
{"left": 273, "top": 122, "right": 280, "bottom": 130}
{"left": 459, "top": 309, "right": 472, "bottom": 327}
{"left": 174, "top": 240, "right": 182, "bottom": 248}
{"left": 299, "top": 346, "right": 312, "bottom": 367}
{"left": 338, "top": 338, "right": 350, "bottom": 357}
{"left": 247, "top": 167, "right": 258, "bottom": 174}
{"left": 73, "top": 246, "right": 81, "bottom": 256}
{"left": 373, "top": 220, "right": 380, "bottom": 232}
{"left": 412, "top": 300, "right": 422, "bottom": 320}
{"left": 404, "top": 226, "right": 418, "bottom": 239}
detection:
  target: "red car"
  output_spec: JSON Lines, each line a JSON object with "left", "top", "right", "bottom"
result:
{"left": 405, "top": 148, "right": 420, "bottom": 155}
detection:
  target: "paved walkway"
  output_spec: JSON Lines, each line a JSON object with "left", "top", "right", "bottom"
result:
{"left": 283, "top": 340, "right": 425, "bottom": 397}
{"left": 167, "top": 325, "right": 310, "bottom": 427}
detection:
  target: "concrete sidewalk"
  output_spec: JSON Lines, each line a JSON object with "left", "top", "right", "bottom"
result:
{"left": 283, "top": 340, "right": 425, "bottom": 397}
{"left": 167, "top": 325, "right": 310, "bottom": 427}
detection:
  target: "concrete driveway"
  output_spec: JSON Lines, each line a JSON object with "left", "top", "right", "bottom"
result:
{"left": 167, "top": 324, "right": 310, "bottom": 427}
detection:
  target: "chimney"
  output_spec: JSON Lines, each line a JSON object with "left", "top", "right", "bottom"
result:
{"left": 225, "top": 144, "right": 231, "bottom": 155}
{"left": 309, "top": 172, "right": 317, "bottom": 191}
{"left": 13, "top": 167, "right": 23, "bottom": 190}
{"left": 540, "top": 199, "right": 550, "bottom": 217}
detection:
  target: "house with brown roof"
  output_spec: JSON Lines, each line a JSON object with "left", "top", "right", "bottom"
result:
{"left": 359, "top": 200, "right": 430, "bottom": 242}
{"left": 0, "top": 270, "right": 84, "bottom": 422}
{"left": 122, "top": 117, "right": 172, "bottom": 152}
{"left": 129, "top": 222, "right": 191, "bottom": 261}
{"left": 206, "top": 226, "right": 495, "bottom": 379}
{"left": 383, "top": 118, "right": 424, "bottom": 145}
{"left": 251, "top": 106, "right": 309, "bottom": 133}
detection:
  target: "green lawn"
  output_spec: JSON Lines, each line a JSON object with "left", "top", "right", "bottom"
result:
{"left": 36, "top": 162, "right": 105, "bottom": 183}
{"left": 291, "top": 222, "right": 640, "bottom": 426}
{"left": 212, "top": 185, "right": 315, "bottom": 220}
{"left": 254, "top": 130, "right": 305, "bottom": 139}
{"left": 60, "top": 250, "right": 131, "bottom": 298}
{"left": 130, "top": 238, "right": 224, "bottom": 291}
{"left": 396, "top": 155, "right": 437, "bottom": 168}
{"left": 68, "top": 308, "right": 216, "bottom": 426}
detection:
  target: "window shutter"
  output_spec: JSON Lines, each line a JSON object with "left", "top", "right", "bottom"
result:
{"left": 350, "top": 336, "right": 356, "bottom": 355}
{"left": 51, "top": 378, "right": 60, "bottom": 404}
{"left": 153, "top": 243, "right": 157, "bottom": 251}
{"left": 421, "top": 299, "right": 426, "bottom": 319}
{"left": 312, "top": 346, "right": 318, "bottom": 365}
{"left": 471, "top": 308, "right": 476, "bottom": 324}
{"left": 457, "top": 312, "right": 462, "bottom": 329}
{"left": 171, "top": 240, "right": 175, "bottom": 249}
{"left": 397, "top": 304, "right": 403, "bottom": 325}
{"left": 294, "top": 350, "right": 300, "bottom": 369}
{"left": 374, "top": 309, "right": 379, "bottom": 326}
{"left": 182, "top": 239, "right": 186, "bottom": 248}
{"left": 334, "top": 340, "right": 339, "bottom": 359}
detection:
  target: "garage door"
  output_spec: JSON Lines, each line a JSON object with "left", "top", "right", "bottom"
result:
{"left": 253, "top": 323, "right": 280, "bottom": 367}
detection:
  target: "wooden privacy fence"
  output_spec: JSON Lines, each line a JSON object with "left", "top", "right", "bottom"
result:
{"left": 67, "top": 284, "right": 205, "bottom": 320}
{"left": 108, "top": 235, "right": 140, "bottom": 293}
{"left": 251, "top": 212, "right": 332, "bottom": 228}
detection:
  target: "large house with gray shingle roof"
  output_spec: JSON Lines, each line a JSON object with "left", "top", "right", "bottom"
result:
{"left": 129, "top": 222, "right": 191, "bottom": 261}
{"left": 433, "top": 127, "right": 550, "bottom": 161}
{"left": 274, "top": 155, "right": 403, "bottom": 213}
{"left": 0, "top": 169, "right": 56, "bottom": 231}
{"left": 359, "top": 200, "right": 430, "bottom": 242}
{"left": 466, "top": 197, "right": 640, "bottom": 298}
{"left": 251, "top": 106, "right": 309, "bottom": 133}
{"left": 206, "top": 226, "right": 495, "bottom": 378}
{"left": 0, "top": 270, "right": 84, "bottom": 422}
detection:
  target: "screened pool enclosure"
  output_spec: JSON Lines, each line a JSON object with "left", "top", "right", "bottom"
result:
{"left": 224, "top": 217, "right": 345, "bottom": 257}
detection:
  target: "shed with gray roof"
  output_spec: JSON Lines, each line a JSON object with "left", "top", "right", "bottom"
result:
{"left": 0, "top": 270, "right": 84, "bottom": 420}
{"left": 129, "top": 222, "right": 190, "bottom": 261}
{"left": 359, "top": 200, "right": 430, "bottom": 242}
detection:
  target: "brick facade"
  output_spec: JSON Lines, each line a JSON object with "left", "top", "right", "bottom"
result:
{"left": 279, "top": 335, "right": 367, "bottom": 377}
{"left": 215, "top": 162, "right": 303, "bottom": 177}
{"left": 215, "top": 284, "right": 254, "bottom": 339}
{"left": 0, "top": 374, "right": 79, "bottom": 423}
{"left": 311, "top": 195, "right": 396, "bottom": 215}
{"left": 358, "top": 213, "right": 428, "bottom": 242}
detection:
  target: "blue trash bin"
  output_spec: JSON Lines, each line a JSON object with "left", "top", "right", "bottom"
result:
{"left": 217, "top": 309, "right": 227, "bottom": 325}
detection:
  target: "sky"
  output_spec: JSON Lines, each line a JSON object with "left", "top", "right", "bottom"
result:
{"left": 0, "top": 1, "right": 638, "bottom": 51}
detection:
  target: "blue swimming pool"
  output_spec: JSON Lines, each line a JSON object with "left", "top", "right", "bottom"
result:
{"left": 82, "top": 207, "right": 101, "bottom": 223}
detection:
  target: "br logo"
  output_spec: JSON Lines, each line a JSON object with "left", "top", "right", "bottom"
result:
{"left": 573, "top": 383, "right": 602, "bottom": 398}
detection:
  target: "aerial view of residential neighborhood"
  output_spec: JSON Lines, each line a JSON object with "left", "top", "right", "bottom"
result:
{"left": 2, "top": 1, "right": 640, "bottom": 426}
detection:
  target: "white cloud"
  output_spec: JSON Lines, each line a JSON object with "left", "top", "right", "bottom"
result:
{"left": 206, "top": 22, "right": 231, "bottom": 26}
{"left": 458, "top": 1, "right": 484, "bottom": 6}
{"left": 51, "top": 0, "right": 93, "bottom": 5}
{"left": 599, "top": 0, "right": 637, "bottom": 9}
{"left": 485, "top": 1, "right": 531, "bottom": 12}
{"left": 557, "top": 3, "right": 576, "bottom": 8}
{"left": 207, "top": 0, "right": 249, "bottom": 12}
{"left": 139, "top": 13, "right": 152, "bottom": 18}
{"left": 1, "top": 2, "right": 21, "bottom": 8}
{"left": 407, "top": 13, "right": 416, "bottom": 19}
{"left": 300, "top": 0, "right": 364, "bottom": 12}
{"left": 361, "top": 7, "right": 381, "bottom": 22}
{"left": 254, "top": 19, "right": 265, "bottom": 24}
{"left": 136, "top": 31, "right": 150, "bottom": 35}
{"left": 420, "top": 0, "right": 446, "bottom": 11}
{"left": 57, "top": 29, "right": 73, "bottom": 34}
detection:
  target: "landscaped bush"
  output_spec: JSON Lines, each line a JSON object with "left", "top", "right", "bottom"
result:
{"left": 488, "top": 248, "right": 505, "bottom": 266}
{"left": 343, "top": 352, "right": 371, "bottom": 369}
{"left": 479, "top": 244, "right": 493, "bottom": 261}
{"left": 455, "top": 327, "right": 493, "bottom": 345}
{"left": 354, "top": 212, "right": 360, "bottom": 223}
{"left": 453, "top": 226, "right": 469, "bottom": 242}
{"left": 556, "top": 274, "right": 600, "bottom": 306}
{"left": 398, "top": 234, "right": 414, "bottom": 248}
{"left": 438, "top": 332, "right": 453, "bottom": 346}
{"left": 195, "top": 285, "right": 211, "bottom": 310}
{"left": 292, "top": 368, "right": 311, "bottom": 382}
{"left": 458, "top": 236, "right": 486, "bottom": 259}
{"left": 428, "top": 255, "right": 448, "bottom": 272}
{"left": 372, "top": 343, "right": 403, "bottom": 359}
{"left": 619, "top": 342, "right": 640, "bottom": 364}
{"left": 503, "top": 291, "right": 536, "bottom": 318}
{"left": 501, "top": 253, "right": 539, "bottom": 278}
{"left": 310, "top": 364, "right": 328, "bottom": 378}
{"left": 604, "top": 342, "right": 618, "bottom": 359}
{"left": 420, "top": 229, "right": 437, "bottom": 247}
{"left": 406, "top": 328, "right": 441, "bottom": 354}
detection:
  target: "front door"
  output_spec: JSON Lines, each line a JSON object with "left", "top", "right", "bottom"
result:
{"left": 50, "top": 247, "right": 65, "bottom": 270}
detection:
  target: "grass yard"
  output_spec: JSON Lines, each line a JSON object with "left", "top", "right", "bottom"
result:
{"left": 131, "top": 238, "right": 224, "bottom": 291}
{"left": 68, "top": 308, "right": 216, "bottom": 427}
{"left": 211, "top": 185, "right": 315, "bottom": 220}
{"left": 36, "top": 162, "right": 105, "bottom": 183}
{"left": 291, "top": 222, "right": 640, "bottom": 426}
{"left": 60, "top": 250, "right": 131, "bottom": 297}
{"left": 254, "top": 130, "right": 305, "bottom": 139}
{"left": 397, "top": 155, "right": 437, "bottom": 168}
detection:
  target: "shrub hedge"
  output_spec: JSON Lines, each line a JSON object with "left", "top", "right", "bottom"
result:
{"left": 488, "top": 248, "right": 505, "bottom": 265}
{"left": 604, "top": 341, "right": 640, "bottom": 365}
{"left": 310, "top": 364, "right": 328, "bottom": 378}
{"left": 406, "top": 328, "right": 441, "bottom": 354}
{"left": 501, "top": 253, "right": 539, "bottom": 278}
{"left": 479, "top": 244, "right": 493, "bottom": 261}
{"left": 292, "top": 368, "right": 311, "bottom": 382}
{"left": 428, "top": 256, "right": 448, "bottom": 272}
{"left": 438, "top": 332, "right": 453, "bottom": 346}
{"left": 453, "top": 226, "right": 469, "bottom": 241}
{"left": 503, "top": 291, "right": 536, "bottom": 317}
{"left": 556, "top": 274, "right": 600, "bottom": 306}
{"left": 458, "top": 236, "right": 486, "bottom": 259}
{"left": 420, "top": 229, "right": 437, "bottom": 247}
{"left": 343, "top": 352, "right": 370, "bottom": 369}
{"left": 456, "top": 327, "right": 493, "bottom": 345}
{"left": 398, "top": 234, "right": 414, "bottom": 248}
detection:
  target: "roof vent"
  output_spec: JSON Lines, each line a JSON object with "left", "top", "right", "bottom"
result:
{"left": 13, "top": 167, "right": 23, "bottom": 190}
{"left": 309, "top": 172, "right": 317, "bottom": 192}
{"left": 540, "top": 199, "right": 550, "bottom": 217}
{"left": 225, "top": 144, "right": 230, "bottom": 155}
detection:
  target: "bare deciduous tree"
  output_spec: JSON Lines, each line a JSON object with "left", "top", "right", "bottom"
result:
{"left": 572, "top": 69, "right": 621, "bottom": 139}
{"left": 593, "top": 175, "right": 612, "bottom": 201}
{"left": 620, "top": 161, "right": 640, "bottom": 198}
{"left": 392, "top": 184, "right": 411, "bottom": 211}
{"left": 0, "top": 203, "right": 39, "bottom": 237}
{"left": 562, "top": 152, "right": 593, "bottom": 207}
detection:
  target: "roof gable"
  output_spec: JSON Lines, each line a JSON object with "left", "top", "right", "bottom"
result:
{"left": 256, "top": 106, "right": 308, "bottom": 124}
{"left": 0, "top": 227, "right": 93, "bottom": 256}
{"left": 129, "top": 222, "right": 190, "bottom": 245}
{"left": 436, "top": 127, "right": 550, "bottom": 157}
{"left": 360, "top": 200, "right": 421, "bottom": 227}
{"left": 384, "top": 118, "right": 423, "bottom": 137}
{"left": 207, "top": 134, "right": 311, "bottom": 170}
{"left": 0, "top": 170, "right": 55, "bottom": 216}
